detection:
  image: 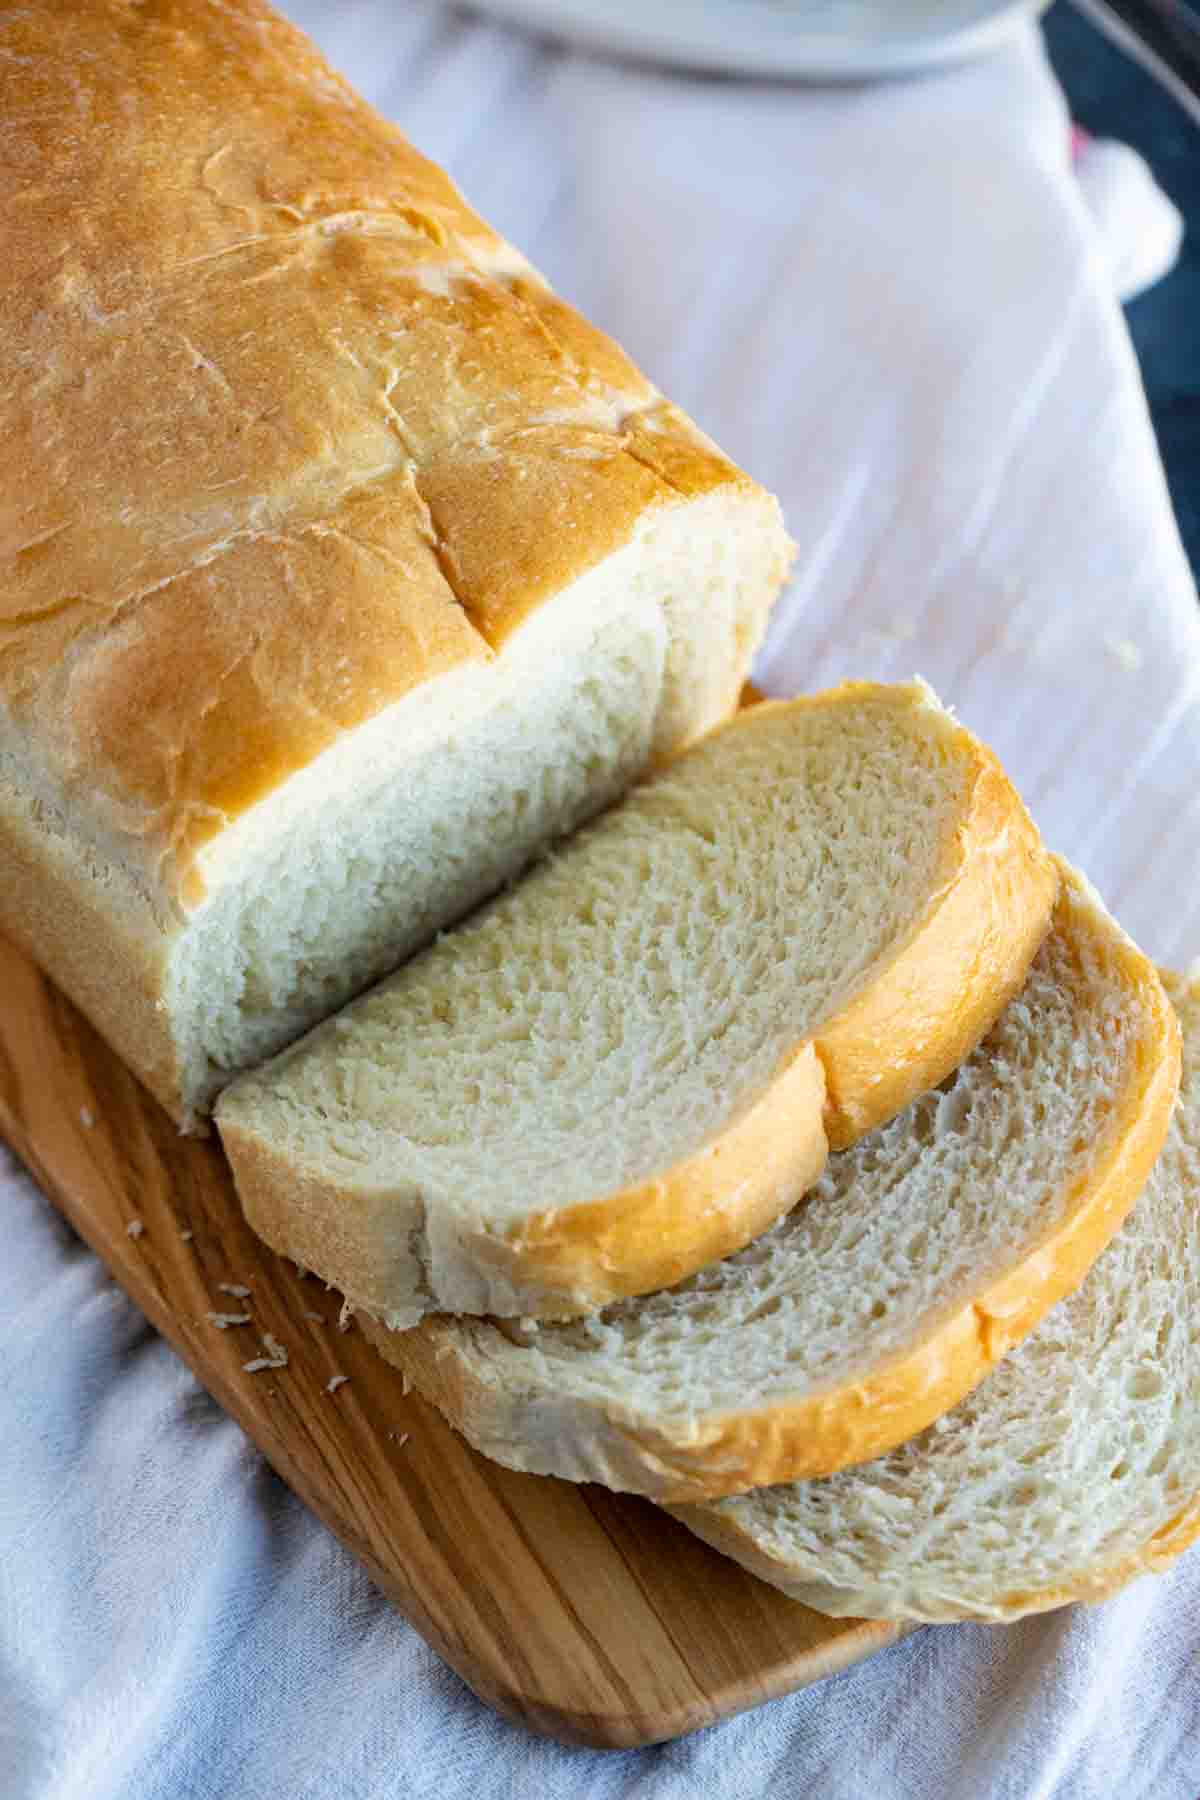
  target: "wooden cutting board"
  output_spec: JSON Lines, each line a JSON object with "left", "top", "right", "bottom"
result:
{"left": 0, "top": 933, "right": 908, "bottom": 1748}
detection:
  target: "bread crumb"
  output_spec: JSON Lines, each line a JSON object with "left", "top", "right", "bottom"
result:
{"left": 180, "top": 1229, "right": 193, "bottom": 1243}
{"left": 337, "top": 1298, "right": 354, "bottom": 1333}
{"left": 1104, "top": 635, "right": 1142, "bottom": 673}
{"left": 207, "top": 1311, "right": 252, "bottom": 1329}
{"left": 218, "top": 1283, "right": 251, "bottom": 1299}
{"left": 388, "top": 1431, "right": 411, "bottom": 1449}
{"left": 304, "top": 1310, "right": 324, "bottom": 1323}
{"left": 243, "top": 1332, "right": 288, "bottom": 1373}
{"left": 325, "top": 1374, "right": 349, "bottom": 1394}
{"left": 126, "top": 1219, "right": 144, "bottom": 1239}
{"left": 79, "top": 1106, "right": 95, "bottom": 1129}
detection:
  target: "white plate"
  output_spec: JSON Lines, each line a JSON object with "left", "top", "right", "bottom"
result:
{"left": 463, "top": 0, "right": 1050, "bottom": 78}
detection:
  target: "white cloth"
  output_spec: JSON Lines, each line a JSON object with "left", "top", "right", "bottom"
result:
{"left": 3, "top": 7, "right": 1198, "bottom": 1796}
{"left": 1073, "top": 134, "right": 1184, "bottom": 301}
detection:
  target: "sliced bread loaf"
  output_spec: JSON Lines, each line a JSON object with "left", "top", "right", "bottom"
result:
{"left": 669, "top": 973, "right": 1200, "bottom": 1624}
{"left": 217, "top": 682, "right": 1056, "bottom": 1327}
{"left": 377, "top": 866, "right": 1178, "bottom": 1496}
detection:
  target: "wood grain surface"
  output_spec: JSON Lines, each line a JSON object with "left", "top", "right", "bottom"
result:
{"left": 0, "top": 933, "right": 907, "bottom": 1748}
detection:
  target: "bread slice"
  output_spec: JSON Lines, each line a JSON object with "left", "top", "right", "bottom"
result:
{"left": 376, "top": 867, "right": 1177, "bottom": 1492}
{"left": 669, "top": 975, "right": 1200, "bottom": 1625}
{"left": 217, "top": 681, "right": 1056, "bottom": 1327}
{"left": 0, "top": 0, "right": 792, "bottom": 1128}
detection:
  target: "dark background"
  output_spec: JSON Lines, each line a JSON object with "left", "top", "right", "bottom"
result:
{"left": 1045, "top": 0, "right": 1200, "bottom": 579}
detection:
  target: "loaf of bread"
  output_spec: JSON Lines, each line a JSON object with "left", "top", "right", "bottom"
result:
{"left": 217, "top": 682, "right": 1056, "bottom": 1326}
{"left": 670, "top": 972, "right": 1200, "bottom": 1623}
{"left": 379, "top": 866, "right": 1178, "bottom": 1496}
{"left": 8, "top": 0, "right": 1193, "bottom": 1671}
{"left": 0, "top": 0, "right": 791, "bottom": 1126}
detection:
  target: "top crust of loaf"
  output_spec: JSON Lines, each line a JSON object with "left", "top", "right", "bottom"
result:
{"left": 0, "top": 0, "right": 783, "bottom": 906}
{"left": 220, "top": 681, "right": 1057, "bottom": 1325}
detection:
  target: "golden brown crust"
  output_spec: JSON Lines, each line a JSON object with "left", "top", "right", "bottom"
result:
{"left": 816, "top": 736, "right": 1059, "bottom": 1150}
{"left": 416, "top": 413, "right": 752, "bottom": 652}
{"left": 58, "top": 488, "right": 491, "bottom": 875}
{"left": 487, "top": 1046, "right": 829, "bottom": 1311}
{"left": 0, "top": 0, "right": 758, "bottom": 900}
{"left": 652, "top": 682, "right": 1059, "bottom": 1156}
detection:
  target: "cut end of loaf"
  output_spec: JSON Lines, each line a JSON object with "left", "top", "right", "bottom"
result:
{"left": 152, "top": 484, "right": 788, "bottom": 1125}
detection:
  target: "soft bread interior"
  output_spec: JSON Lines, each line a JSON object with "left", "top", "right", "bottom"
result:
{"left": 507, "top": 882, "right": 1148, "bottom": 1406}
{"left": 385, "top": 871, "right": 1175, "bottom": 1495}
{"left": 248, "top": 693, "right": 960, "bottom": 1208}
{"left": 152, "top": 488, "right": 782, "bottom": 1119}
{"left": 673, "top": 983, "right": 1200, "bottom": 1624}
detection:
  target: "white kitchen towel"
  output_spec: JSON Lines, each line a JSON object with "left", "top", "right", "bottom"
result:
{"left": 1072, "top": 128, "right": 1185, "bottom": 299}
{"left": 2, "top": 5, "right": 1198, "bottom": 1797}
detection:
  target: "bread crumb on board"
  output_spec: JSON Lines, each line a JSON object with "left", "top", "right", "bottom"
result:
{"left": 126, "top": 1219, "right": 144, "bottom": 1239}
{"left": 207, "top": 1311, "right": 252, "bottom": 1329}
{"left": 79, "top": 1106, "right": 95, "bottom": 1129}
{"left": 388, "top": 1431, "right": 411, "bottom": 1450}
{"left": 243, "top": 1332, "right": 288, "bottom": 1373}
{"left": 180, "top": 1229, "right": 194, "bottom": 1243}
{"left": 326, "top": 1374, "right": 350, "bottom": 1395}
{"left": 338, "top": 1298, "right": 354, "bottom": 1333}
{"left": 218, "top": 1282, "right": 252, "bottom": 1299}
